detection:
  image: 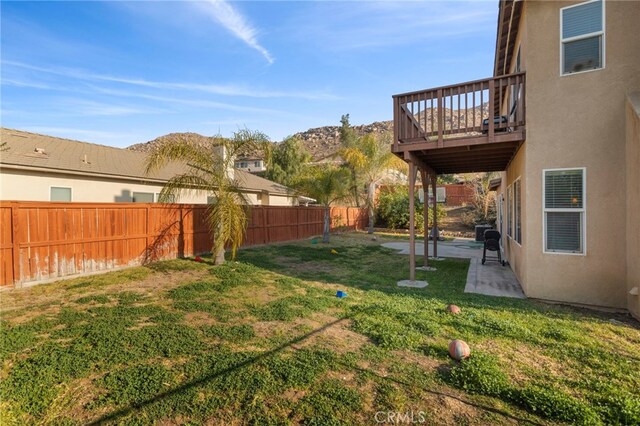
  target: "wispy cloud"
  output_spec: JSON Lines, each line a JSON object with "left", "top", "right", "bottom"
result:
{"left": 287, "top": 2, "right": 495, "bottom": 51}
{"left": 3, "top": 61, "right": 338, "bottom": 100}
{"left": 1, "top": 78, "right": 56, "bottom": 90}
{"left": 60, "top": 99, "right": 165, "bottom": 116}
{"left": 192, "top": 0, "right": 274, "bottom": 64}
{"left": 88, "top": 85, "right": 287, "bottom": 115}
{"left": 20, "top": 126, "right": 141, "bottom": 144}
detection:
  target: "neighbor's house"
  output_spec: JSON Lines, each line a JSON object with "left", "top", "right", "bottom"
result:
{"left": 392, "top": 0, "right": 639, "bottom": 318}
{"left": 0, "top": 128, "right": 301, "bottom": 206}
{"left": 234, "top": 157, "right": 266, "bottom": 173}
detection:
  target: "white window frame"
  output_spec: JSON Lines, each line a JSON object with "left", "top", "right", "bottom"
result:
{"left": 560, "top": 0, "right": 605, "bottom": 76}
{"left": 542, "top": 167, "right": 587, "bottom": 256}
{"left": 49, "top": 186, "right": 72, "bottom": 202}
{"left": 513, "top": 177, "right": 522, "bottom": 246}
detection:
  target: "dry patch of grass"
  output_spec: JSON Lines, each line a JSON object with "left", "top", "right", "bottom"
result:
{"left": 0, "top": 233, "right": 638, "bottom": 425}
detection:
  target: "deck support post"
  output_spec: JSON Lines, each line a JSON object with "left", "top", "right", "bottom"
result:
{"left": 431, "top": 174, "right": 438, "bottom": 258}
{"left": 420, "top": 170, "right": 429, "bottom": 268}
{"left": 408, "top": 162, "right": 417, "bottom": 281}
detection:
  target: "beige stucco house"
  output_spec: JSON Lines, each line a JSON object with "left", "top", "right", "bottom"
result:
{"left": 392, "top": 0, "right": 639, "bottom": 319}
{"left": 235, "top": 157, "right": 267, "bottom": 173}
{"left": 0, "top": 128, "right": 301, "bottom": 206}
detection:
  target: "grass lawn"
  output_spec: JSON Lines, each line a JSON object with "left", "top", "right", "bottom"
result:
{"left": 1, "top": 232, "right": 638, "bottom": 425}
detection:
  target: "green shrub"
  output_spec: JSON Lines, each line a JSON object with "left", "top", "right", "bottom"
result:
{"left": 376, "top": 187, "right": 445, "bottom": 232}
{"left": 446, "top": 352, "right": 510, "bottom": 397}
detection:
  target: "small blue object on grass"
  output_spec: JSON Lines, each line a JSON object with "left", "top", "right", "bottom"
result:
{"left": 311, "top": 238, "right": 318, "bottom": 244}
{"left": 336, "top": 290, "right": 347, "bottom": 298}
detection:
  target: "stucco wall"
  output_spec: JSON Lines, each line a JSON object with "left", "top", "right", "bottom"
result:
{"left": 516, "top": 0, "right": 640, "bottom": 308}
{"left": 626, "top": 93, "right": 640, "bottom": 319}
{"left": 502, "top": 146, "right": 527, "bottom": 292}
{"left": 268, "top": 194, "right": 296, "bottom": 206}
{"left": 0, "top": 169, "right": 294, "bottom": 206}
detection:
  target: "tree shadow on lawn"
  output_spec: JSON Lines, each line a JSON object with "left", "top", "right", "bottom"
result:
{"left": 86, "top": 316, "right": 542, "bottom": 426}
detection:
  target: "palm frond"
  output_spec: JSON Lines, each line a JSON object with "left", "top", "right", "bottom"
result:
{"left": 158, "top": 173, "right": 215, "bottom": 201}
{"left": 144, "top": 136, "right": 215, "bottom": 176}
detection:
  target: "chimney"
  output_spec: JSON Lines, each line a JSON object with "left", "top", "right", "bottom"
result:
{"left": 213, "top": 143, "right": 235, "bottom": 181}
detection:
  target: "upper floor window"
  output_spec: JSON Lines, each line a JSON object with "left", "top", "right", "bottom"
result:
{"left": 561, "top": 0, "right": 604, "bottom": 75}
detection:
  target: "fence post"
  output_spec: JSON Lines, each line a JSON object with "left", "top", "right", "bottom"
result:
{"left": 11, "top": 203, "right": 20, "bottom": 286}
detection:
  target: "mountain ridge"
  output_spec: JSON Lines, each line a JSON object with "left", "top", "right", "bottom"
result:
{"left": 127, "top": 103, "right": 488, "bottom": 162}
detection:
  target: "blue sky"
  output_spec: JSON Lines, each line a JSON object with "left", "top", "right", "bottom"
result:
{"left": 1, "top": 1, "right": 498, "bottom": 148}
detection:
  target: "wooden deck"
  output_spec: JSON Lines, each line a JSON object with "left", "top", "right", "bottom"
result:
{"left": 391, "top": 72, "right": 526, "bottom": 281}
{"left": 392, "top": 72, "right": 526, "bottom": 174}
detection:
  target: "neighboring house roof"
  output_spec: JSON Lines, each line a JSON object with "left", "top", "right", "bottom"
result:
{"left": 488, "top": 177, "right": 502, "bottom": 191}
{"left": 0, "top": 128, "right": 292, "bottom": 196}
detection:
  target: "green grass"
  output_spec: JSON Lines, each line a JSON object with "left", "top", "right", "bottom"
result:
{"left": 0, "top": 232, "right": 638, "bottom": 425}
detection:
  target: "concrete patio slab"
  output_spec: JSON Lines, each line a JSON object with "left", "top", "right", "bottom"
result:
{"left": 465, "top": 258, "right": 525, "bottom": 298}
{"left": 397, "top": 279, "right": 428, "bottom": 288}
{"left": 382, "top": 239, "right": 525, "bottom": 299}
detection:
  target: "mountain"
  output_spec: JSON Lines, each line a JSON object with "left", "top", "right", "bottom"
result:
{"left": 291, "top": 121, "right": 393, "bottom": 162}
{"left": 127, "top": 132, "right": 214, "bottom": 153}
{"left": 127, "top": 104, "right": 488, "bottom": 162}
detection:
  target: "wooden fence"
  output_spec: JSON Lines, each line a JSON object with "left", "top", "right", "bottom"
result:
{"left": 0, "top": 202, "right": 367, "bottom": 288}
{"left": 442, "top": 184, "right": 475, "bottom": 206}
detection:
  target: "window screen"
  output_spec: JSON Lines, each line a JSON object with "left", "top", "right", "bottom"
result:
{"left": 544, "top": 169, "right": 585, "bottom": 253}
{"left": 50, "top": 187, "right": 72, "bottom": 202}
{"left": 132, "top": 192, "right": 154, "bottom": 203}
{"left": 561, "top": 0, "right": 604, "bottom": 75}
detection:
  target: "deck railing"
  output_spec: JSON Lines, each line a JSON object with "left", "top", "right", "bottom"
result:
{"left": 393, "top": 72, "right": 526, "bottom": 146}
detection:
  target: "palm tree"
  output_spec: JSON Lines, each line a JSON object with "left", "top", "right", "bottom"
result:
{"left": 338, "top": 132, "right": 406, "bottom": 234}
{"left": 294, "top": 166, "right": 351, "bottom": 243}
{"left": 144, "top": 130, "right": 269, "bottom": 264}
{"left": 339, "top": 114, "right": 362, "bottom": 207}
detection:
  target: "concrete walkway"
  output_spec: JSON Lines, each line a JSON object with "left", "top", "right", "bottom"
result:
{"left": 382, "top": 239, "right": 525, "bottom": 299}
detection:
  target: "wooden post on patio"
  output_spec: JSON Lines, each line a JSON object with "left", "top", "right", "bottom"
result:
{"left": 431, "top": 174, "right": 438, "bottom": 258}
{"left": 408, "top": 162, "right": 417, "bottom": 281}
{"left": 420, "top": 170, "right": 429, "bottom": 268}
